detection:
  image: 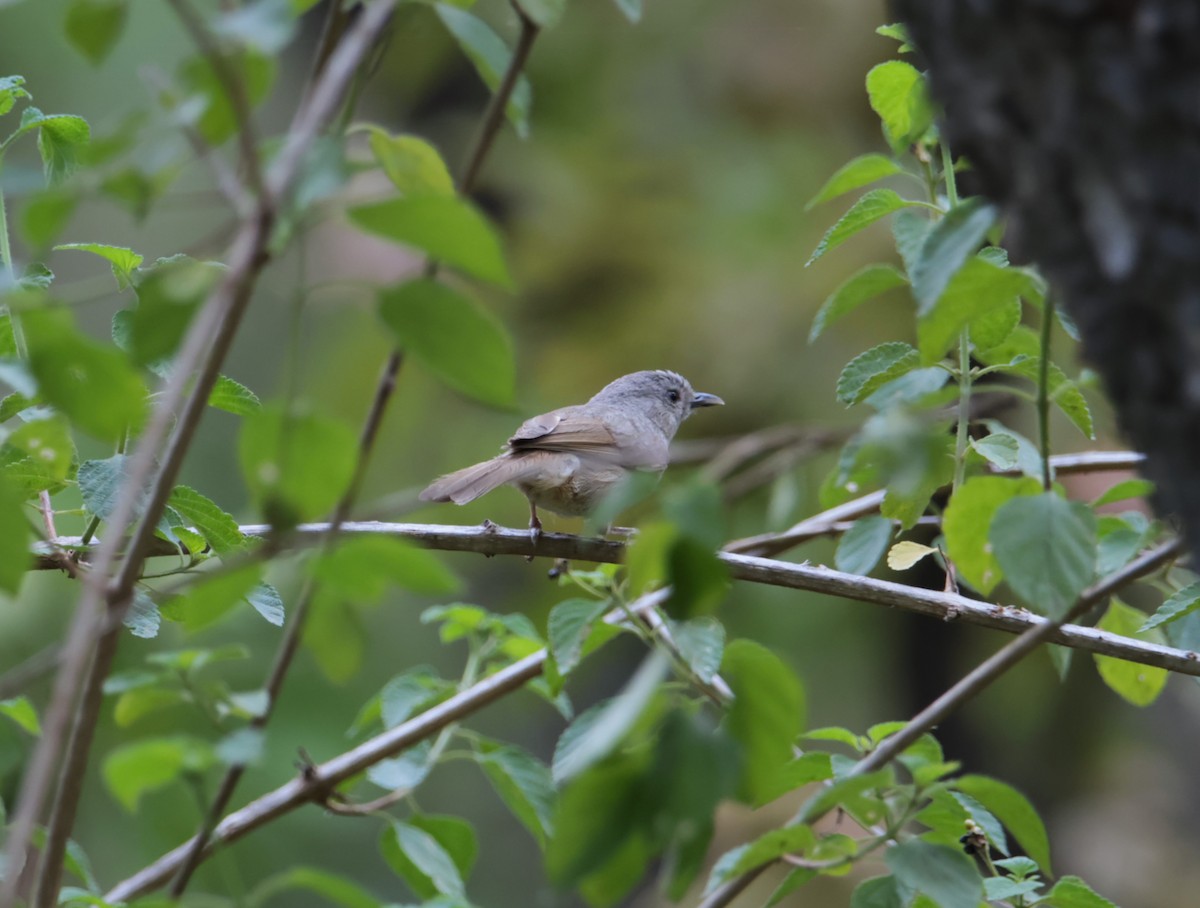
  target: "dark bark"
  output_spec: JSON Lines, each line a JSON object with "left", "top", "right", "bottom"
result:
{"left": 896, "top": 0, "right": 1200, "bottom": 557}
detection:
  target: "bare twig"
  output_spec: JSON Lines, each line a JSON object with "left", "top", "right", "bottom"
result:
{"left": 696, "top": 539, "right": 1183, "bottom": 908}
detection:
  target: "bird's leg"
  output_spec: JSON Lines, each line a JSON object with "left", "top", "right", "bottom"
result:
{"left": 528, "top": 503, "right": 543, "bottom": 541}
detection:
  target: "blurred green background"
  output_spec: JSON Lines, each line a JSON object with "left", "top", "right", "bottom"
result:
{"left": 2, "top": 1, "right": 1196, "bottom": 906}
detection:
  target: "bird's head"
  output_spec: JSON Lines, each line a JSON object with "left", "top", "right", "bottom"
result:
{"left": 590, "top": 370, "right": 724, "bottom": 437}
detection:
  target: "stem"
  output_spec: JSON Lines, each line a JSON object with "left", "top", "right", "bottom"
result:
{"left": 953, "top": 328, "right": 972, "bottom": 491}
{"left": 940, "top": 140, "right": 959, "bottom": 208}
{"left": 1038, "top": 294, "right": 1055, "bottom": 491}
{"left": 0, "top": 173, "right": 28, "bottom": 359}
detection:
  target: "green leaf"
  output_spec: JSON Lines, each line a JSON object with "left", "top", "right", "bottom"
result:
{"left": 159, "top": 563, "right": 263, "bottom": 631}
{"left": 755, "top": 752, "right": 834, "bottom": 806}
{"left": 208, "top": 373, "right": 261, "bottom": 415}
{"left": 669, "top": 616, "right": 725, "bottom": 684}
{"left": 124, "top": 256, "right": 223, "bottom": 364}
{"left": 246, "top": 582, "right": 284, "bottom": 626}
{"left": 21, "top": 111, "right": 91, "bottom": 186}
{"left": 380, "top": 820, "right": 465, "bottom": 900}
{"left": 1093, "top": 478, "right": 1154, "bottom": 508}
{"left": 885, "top": 840, "right": 981, "bottom": 908}
{"left": 167, "top": 484, "right": 244, "bottom": 555}
{"left": 1046, "top": 876, "right": 1117, "bottom": 908}
{"left": 20, "top": 189, "right": 77, "bottom": 250}
{"left": 893, "top": 208, "right": 933, "bottom": 276}
{"left": 805, "top": 154, "right": 904, "bottom": 209}
{"left": 477, "top": 742, "right": 556, "bottom": 848}
{"left": 989, "top": 492, "right": 1097, "bottom": 618}
{"left": 516, "top": 0, "right": 567, "bottom": 28}
{"left": 969, "top": 296, "right": 1022, "bottom": 350}
{"left": 807, "top": 189, "right": 921, "bottom": 267}
{"left": 865, "top": 60, "right": 933, "bottom": 151}
{"left": 238, "top": 403, "right": 358, "bottom": 526}
{"left": 970, "top": 432, "right": 1020, "bottom": 471}
{"left": 850, "top": 876, "right": 904, "bottom": 908}
{"left": 378, "top": 279, "right": 515, "bottom": 407}
{"left": 368, "top": 743, "right": 433, "bottom": 790}
{"left": 552, "top": 648, "right": 669, "bottom": 783}
{"left": 722, "top": 639, "right": 805, "bottom": 804}
{"left": 249, "top": 867, "right": 381, "bottom": 908}
{"left": 836, "top": 342, "right": 919, "bottom": 406}
{"left": 1094, "top": 598, "right": 1169, "bottom": 706}
{"left": 350, "top": 198, "right": 513, "bottom": 288}
{"left": 215, "top": 726, "right": 265, "bottom": 766}
{"left": 54, "top": 242, "right": 142, "bottom": 288}
{"left": 24, "top": 308, "right": 146, "bottom": 441}
{"left": 1140, "top": 580, "right": 1200, "bottom": 632}
{"left": 179, "top": 50, "right": 275, "bottom": 146}
{"left": 435, "top": 4, "right": 532, "bottom": 138}
{"left": 809, "top": 264, "right": 907, "bottom": 342}
{"left": 102, "top": 738, "right": 192, "bottom": 811}
{"left": 917, "top": 258, "right": 1035, "bottom": 364}
{"left": 706, "top": 825, "right": 815, "bottom": 893}
{"left": 408, "top": 814, "right": 478, "bottom": 881}
{"left": 124, "top": 590, "right": 161, "bottom": 639}
{"left": 311, "top": 534, "right": 460, "bottom": 602}
{"left": 0, "top": 697, "right": 40, "bottom": 735}
{"left": 976, "top": 336, "right": 1095, "bottom": 438}
{"left": 0, "top": 414, "right": 75, "bottom": 496}
{"left": 835, "top": 515, "right": 892, "bottom": 576}
{"left": 548, "top": 597, "right": 610, "bottom": 677}
{"left": 910, "top": 198, "right": 997, "bottom": 314}
{"left": 113, "top": 688, "right": 185, "bottom": 728}
{"left": 77, "top": 455, "right": 129, "bottom": 521}
{"left": 361, "top": 126, "right": 455, "bottom": 196}
{"left": 64, "top": 0, "right": 129, "bottom": 64}
{"left": 876, "top": 22, "right": 913, "bottom": 51}
{"left": 212, "top": 0, "right": 297, "bottom": 54}
{"left": 0, "top": 75, "right": 29, "bottom": 118}
{"left": 943, "top": 476, "right": 1040, "bottom": 595}
{"left": 953, "top": 774, "right": 1052, "bottom": 873}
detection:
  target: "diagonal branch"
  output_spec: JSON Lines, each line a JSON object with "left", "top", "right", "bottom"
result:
{"left": 695, "top": 539, "right": 1183, "bottom": 908}
{"left": 3, "top": 5, "right": 404, "bottom": 907}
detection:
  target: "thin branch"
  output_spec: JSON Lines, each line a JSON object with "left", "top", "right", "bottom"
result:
{"left": 4, "top": 6, "right": 403, "bottom": 905}
{"left": 167, "top": 4, "right": 541, "bottom": 895}
{"left": 166, "top": 0, "right": 266, "bottom": 202}
{"left": 1038, "top": 294, "right": 1055, "bottom": 491}
{"left": 105, "top": 589, "right": 669, "bottom": 903}
{"left": 696, "top": 539, "right": 1183, "bottom": 908}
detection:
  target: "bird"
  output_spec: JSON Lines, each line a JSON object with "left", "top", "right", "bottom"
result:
{"left": 419, "top": 370, "right": 724, "bottom": 539}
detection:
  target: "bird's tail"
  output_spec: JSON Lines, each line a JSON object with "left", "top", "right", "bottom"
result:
{"left": 419, "top": 455, "right": 534, "bottom": 506}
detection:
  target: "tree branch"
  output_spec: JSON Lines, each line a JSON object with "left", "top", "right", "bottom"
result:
{"left": 2, "top": 5, "right": 403, "bottom": 906}
{"left": 695, "top": 539, "right": 1183, "bottom": 908}
{"left": 105, "top": 589, "right": 670, "bottom": 903}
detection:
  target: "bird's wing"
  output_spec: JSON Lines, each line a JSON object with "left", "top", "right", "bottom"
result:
{"left": 508, "top": 406, "right": 622, "bottom": 456}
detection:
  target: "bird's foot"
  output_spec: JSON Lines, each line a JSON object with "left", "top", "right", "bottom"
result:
{"left": 525, "top": 514, "right": 543, "bottom": 562}
{"left": 481, "top": 518, "right": 499, "bottom": 533}
{"left": 605, "top": 525, "right": 637, "bottom": 539}
{"left": 548, "top": 558, "right": 570, "bottom": 580}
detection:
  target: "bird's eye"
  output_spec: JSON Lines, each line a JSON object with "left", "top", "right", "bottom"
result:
{"left": 666, "top": 388, "right": 681, "bottom": 404}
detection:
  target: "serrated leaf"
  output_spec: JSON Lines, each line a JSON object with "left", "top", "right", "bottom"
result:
{"left": 1094, "top": 598, "right": 1168, "bottom": 706}
{"left": 349, "top": 197, "right": 512, "bottom": 288}
{"left": 159, "top": 563, "right": 263, "bottom": 631}
{"left": 26, "top": 112, "right": 91, "bottom": 186}
{"left": 167, "top": 484, "right": 243, "bottom": 554}
{"left": 548, "top": 597, "right": 610, "bottom": 677}
{"left": 917, "top": 258, "right": 1035, "bottom": 363}
{"left": 246, "top": 582, "right": 284, "bottom": 626}
{"left": 0, "top": 414, "right": 74, "bottom": 496}
{"left": 989, "top": 492, "right": 1097, "bottom": 617}
{"left": 478, "top": 743, "right": 555, "bottom": 848}
{"left": 55, "top": 242, "right": 142, "bottom": 287}
{"left": 368, "top": 742, "right": 434, "bottom": 790}
{"left": 807, "top": 189, "right": 921, "bottom": 267}
{"left": 381, "top": 820, "right": 465, "bottom": 900}
{"left": 705, "top": 825, "right": 816, "bottom": 894}
{"left": 971, "top": 432, "right": 1019, "bottom": 471}
{"left": 886, "top": 840, "right": 981, "bottom": 908}
{"left": 435, "top": 4, "right": 532, "bottom": 138}
{"left": 953, "top": 774, "right": 1051, "bottom": 873}
{"left": 124, "top": 589, "right": 161, "bottom": 638}
{"left": 208, "top": 374, "right": 261, "bottom": 415}
{"left": 809, "top": 264, "right": 907, "bottom": 342}
{"left": 669, "top": 616, "right": 725, "bottom": 684}
{"left": 910, "top": 198, "right": 997, "bottom": 314}
{"left": 835, "top": 515, "right": 892, "bottom": 575}
{"left": 887, "top": 540, "right": 937, "bottom": 571}
{"left": 836, "top": 342, "right": 919, "bottom": 406}
{"left": 943, "top": 475, "right": 1041, "bottom": 595}
{"left": 20, "top": 188, "right": 77, "bottom": 251}
{"left": 1046, "top": 875, "right": 1117, "bottom": 908}
{"left": 1140, "top": 581, "right": 1200, "bottom": 632}
{"left": 806, "top": 154, "right": 904, "bottom": 209}
{"left": 866, "top": 60, "right": 933, "bottom": 151}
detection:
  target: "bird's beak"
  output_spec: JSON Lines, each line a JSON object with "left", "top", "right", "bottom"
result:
{"left": 691, "top": 392, "right": 724, "bottom": 409}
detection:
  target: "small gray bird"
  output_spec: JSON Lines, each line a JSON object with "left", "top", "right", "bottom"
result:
{"left": 419, "top": 370, "right": 724, "bottom": 538}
